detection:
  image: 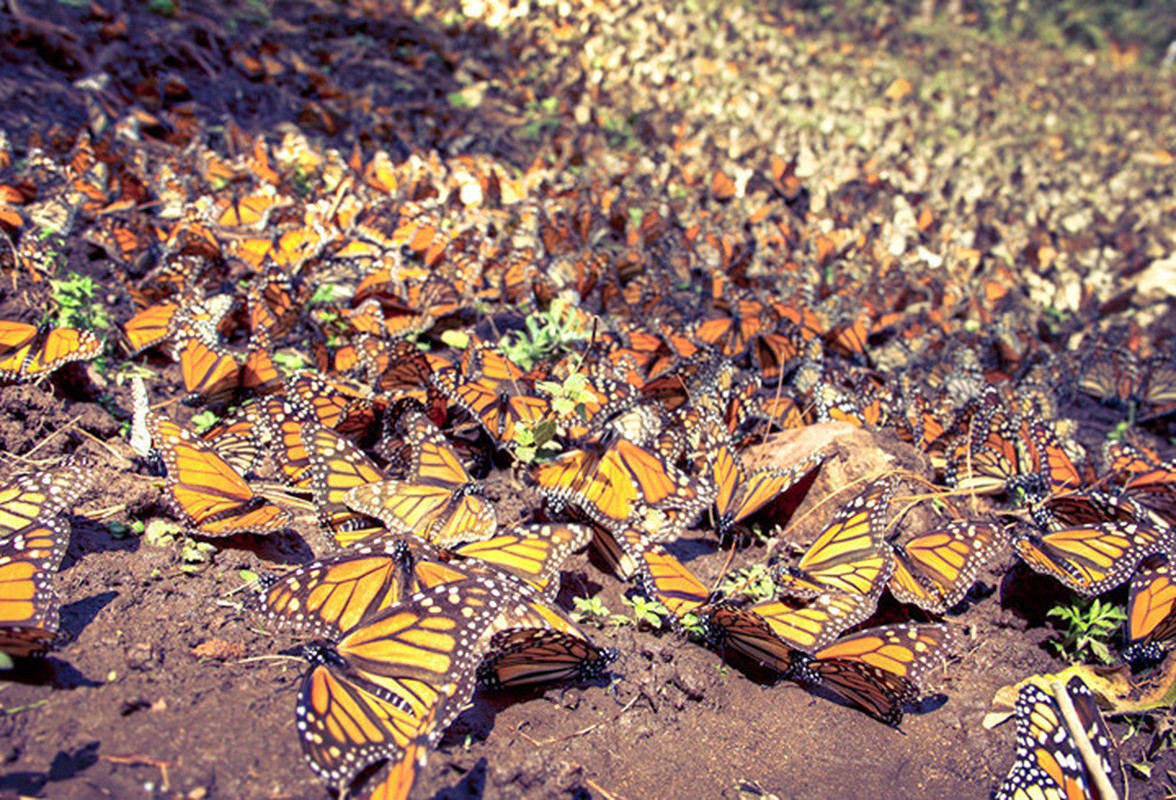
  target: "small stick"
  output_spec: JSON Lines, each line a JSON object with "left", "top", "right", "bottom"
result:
{"left": 585, "top": 778, "right": 630, "bottom": 800}
{"left": 100, "top": 754, "right": 173, "bottom": 791}
{"left": 515, "top": 695, "right": 639, "bottom": 746}
{"left": 1049, "top": 679, "right": 1119, "bottom": 800}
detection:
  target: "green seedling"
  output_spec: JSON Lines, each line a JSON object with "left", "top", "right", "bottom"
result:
{"left": 718, "top": 564, "right": 775, "bottom": 602}
{"left": 50, "top": 272, "right": 111, "bottom": 331}
{"left": 500, "top": 297, "right": 591, "bottom": 369}
{"left": 189, "top": 410, "right": 221, "bottom": 434}
{"left": 623, "top": 595, "right": 670, "bottom": 630}
{"left": 1046, "top": 596, "right": 1126, "bottom": 664}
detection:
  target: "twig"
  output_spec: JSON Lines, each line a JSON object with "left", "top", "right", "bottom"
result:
{"left": 585, "top": 778, "right": 630, "bottom": 800}
{"left": 73, "top": 427, "right": 128, "bottom": 463}
{"left": 515, "top": 695, "right": 639, "bottom": 746}
{"left": 235, "top": 654, "right": 302, "bottom": 666}
{"left": 18, "top": 422, "right": 77, "bottom": 459}
{"left": 77, "top": 502, "right": 127, "bottom": 522}
{"left": 100, "top": 754, "right": 173, "bottom": 791}
{"left": 1049, "top": 680, "right": 1119, "bottom": 800}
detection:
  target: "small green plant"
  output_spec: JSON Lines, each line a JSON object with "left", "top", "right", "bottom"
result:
{"left": 519, "top": 96, "right": 561, "bottom": 141}
{"left": 677, "top": 611, "right": 709, "bottom": 639}
{"left": 179, "top": 538, "right": 217, "bottom": 574}
{"left": 189, "top": 410, "right": 221, "bottom": 434}
{"left": 308, "top": 284, "right": 350, "bottom": 306}
{"left": 599, "top": 111, "right": 639, "bottom": 150}
{"left": 1046, "top": 597, "right": 1127, "bottom": 664}
{"left": 500, "top": 297, "right": 591, "bottom": 370}
{"left": 571, "top": 596, "right": 616, "bottom": 628}
{"left": 1107, "top": 420, "right": 1131, "bottom": 442}
{"left": 440, "top": 329, "right": 470, "bottom": 350}
{"left": 143, "top": 518, "right": 184, "bottom": 548}
{"left": 148, "top": 0, "right": 177, "bottom": 16}
{"left": 718, "top": 564, "right": 775, "bottom": 602}
{"left": 107, "top": 519, "right": 145, "bottom": 540}
{"left": 50, "top": 272, "right": 110, "bottom": 331}
{"left": 291, "top": 167, "right": 314, "bottom": 198}
{"left": 540, "top": 370, "right": 593, "bottom": 419}
{"left": 272, "top": 351, "right": 308, "bottom": 372}
{"left": 511, "top": 367, "right": 599, "bottom": 464}
{"left": 623, "top": 595, "right": 671, "bottom": 630}
{"left": 511, "top": 418, "right": 559, "bottom": 465}
{"left": 112, "top": 362, "right": 158, "bottom": 387}
{"left": 1124, "top": 712, "right": 1176, "bottom": 779}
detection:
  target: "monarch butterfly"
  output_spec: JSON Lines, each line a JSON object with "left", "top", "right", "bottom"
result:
{"left": 897, "top": 387, "right": 948, "bottom": 455}
{"left": 122, "top": 301, "right": 180, "bottom": 356}
{"left": 174, "top": 335, "right": 241, "bottom": 403}
{"left": 709, "top": 439, "right": 825, "bottom": 541}
{"left": 702, "top": 591, "right": 881, "bottom": 670}
{"left": 888, "top": 521, "right": 1005, "bottom": 614}
{"left": 944, "top": 404, "right": 1025, "bottom": 497}
{"left": 300, "top": 423, "right": 387, "bottom": 548}
{"left": 1013, "top": 521, "right": 1173, "bottom": 596}
{"left": 1105, "top": 440, "right": 1176, "bottom": 527}
{"left": 240, "top": 337, "right": 281, "bottom": 396}
{"left": 443, "top": 522, "right": 591, "bottom": 600}
{"left": 375, "top": 340, "right": 448, "bottom": 427}
{"left": 533, "top": 434, "right": 705, "bottom": 536}
{"left": 590, "top": 524, "right": 714, "bottom": 619}
{"left": 84, "top": 215, "right": 161, "bottom": 272}
{"left": 1023, "top": 420, "right": 1087, "bottom": 497}
{"left": 146, "top": 413, "right": 291, "bottom": 536}
{"left": 0, "top": 457, "right": 94, "bottom": 537}
{"left": 1037, "top": 488, "right": 1141, "bottom": 523}
{"left": 689, "top": 297, "right": 773, "bottom": 360}
{"left": 1078, "top": 345, "right": 1141, "bottom": 409}
{"left": 432, "top": 346, "right": 550, "bottom": 448}
{"left": 128, "top": 251, "right": 219, "bottom": 309}
{"left": 773, "top": 477, "right": 897, "bottom": 599}
{"left": 720, "top": 373, "right": 763, "bottom": 437}
{"left": 246, "top": 266, "right": 299, "bottom": 340}
{"left": 608, "top": 323, "right": 697, "bottom": 385}
{"left": 294, "top": 648, "right": 434, "bottom": 797}
{"left": 994, "top": 676, "right": 1124, "bottom": 800}
{"left": 287, "top": 372, "right": 379, "bottom": 438}
{"left": 476, "top": 628, "right": 619, "bottom": 690}
{"left": 302, "top": 576, "right": 504, "bottom": 722}
{"left": 0, "top": 517, "right": 70, "bottom": 657}
{"left": 216, "top": 189, "right": 284, "bottom": 229}
{"left": 788, "top": 623, "right": 955, "bottom": 725}
{"left": 257, "top": 396, "right": 317, "bottom": 488}
{"left": 1142, "top": 354, "right": 1176, "bottom": 419}
{"left": 818, "top": 382, "right": 890, "bottom": 429}
{"left": 826, "top": 310, "right": 870, "bottom": 362}
{"left": 0, "top": 319, "right": 102, "bottom": 382}
{"left": 752, "top": 326, "right": 806, "bottom": 382}
{"left": 262, "top": 522, "right": 590, "bottom": 638}
{"left": 344, "top": 411, "right": 497, "bottom": 547}
{"left": 343, "top": 738, "right": 429, "bottom": 800}
{"left": 166, "top": 297, "right": 239, "bottom": 402}
{"left": 199, "top": 401, "right": 268, "bottom": 476}
{"left": 1124, "top": 554, "right": 1176, "bottom": 666}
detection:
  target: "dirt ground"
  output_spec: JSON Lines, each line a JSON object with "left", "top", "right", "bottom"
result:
{"left": 1, "top": 1, "right": 1175, "bottom": 799}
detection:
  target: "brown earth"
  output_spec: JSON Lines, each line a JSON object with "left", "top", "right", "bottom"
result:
{"left": 1, "top": 1, "right": 1175, "bottom": 799}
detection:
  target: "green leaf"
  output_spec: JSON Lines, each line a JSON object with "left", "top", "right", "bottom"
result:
{"left": 189, "top": 410, "right": 220, "bottom": 434}
{"left": 441, "top": 330, "right": 470, "bottom": 349}
{"left": 1129, "top": 761, "right": 1153, "bottom": 779}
